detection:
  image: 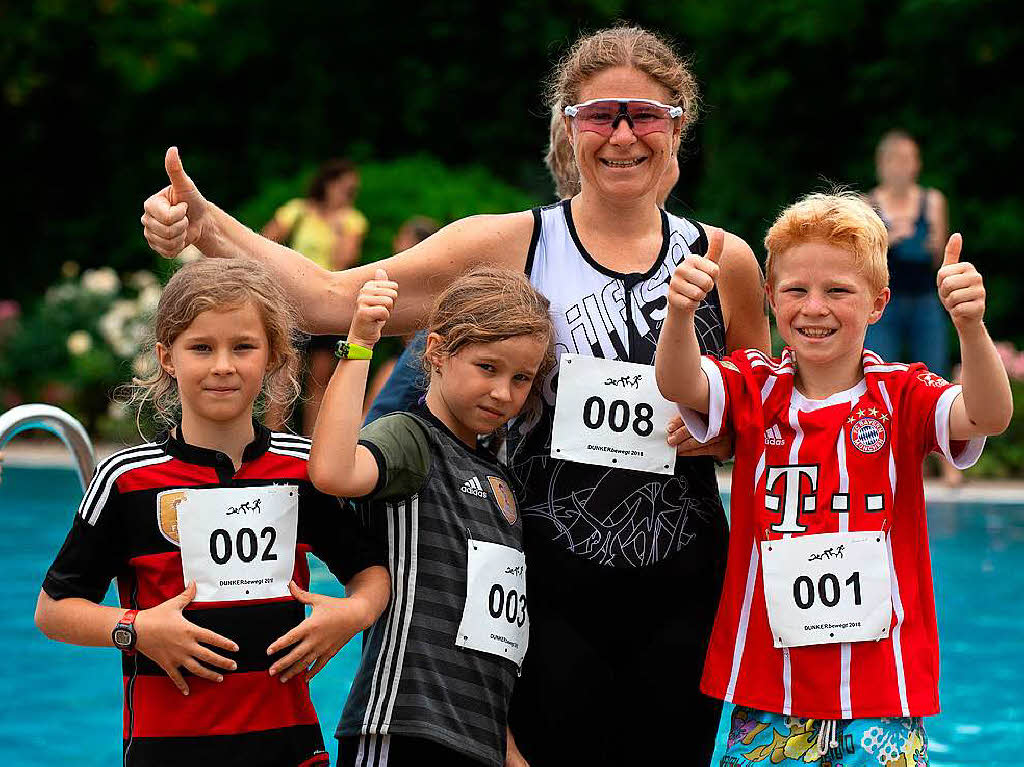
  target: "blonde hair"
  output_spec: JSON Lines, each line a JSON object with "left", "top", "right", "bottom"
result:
{"left": 764, "top": 192, "right": 889, "bottom": 292}
{"left": 423, "top": 266, "right": 556, "bottom": 399}
{"left": 546, "top": 106, "right": 581, "bottom": 199}
{"left": 546, "top": 24, "right": 699, "bottom": 156}
{"left": 127, "top": 259, "right": 301, "bottom": 431}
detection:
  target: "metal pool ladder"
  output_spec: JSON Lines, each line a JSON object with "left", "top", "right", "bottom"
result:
{"left": 0, "top": 404, "right": 97, "bottom": 491}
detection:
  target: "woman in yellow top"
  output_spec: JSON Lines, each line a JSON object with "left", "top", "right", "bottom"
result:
{"left": 262, "top": 159, "right": 369, "bottom": 434}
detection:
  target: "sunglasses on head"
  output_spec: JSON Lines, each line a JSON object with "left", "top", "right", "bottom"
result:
{"left": 564, "top": 98, "right": 684, "bottom": 137}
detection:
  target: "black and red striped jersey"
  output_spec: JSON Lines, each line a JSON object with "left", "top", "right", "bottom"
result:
{"left": 42, "top": 423, "right": 384, "bottom": 766}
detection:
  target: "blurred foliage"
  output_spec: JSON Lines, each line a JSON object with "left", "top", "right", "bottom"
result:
{"left": 236, "top": 155, "right": 537, "bottom": 264}
{"left": 2, "top": 0, "right": 1024, "bottom": 460}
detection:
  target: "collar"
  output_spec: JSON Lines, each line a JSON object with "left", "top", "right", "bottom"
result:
{"left": 159, "top": 420, "right": 272, "bottom": 469}
{"left": 409, "top": 400, "right": 502, "bottom": 464}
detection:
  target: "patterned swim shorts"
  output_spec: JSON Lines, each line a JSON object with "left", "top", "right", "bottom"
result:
{"left": 719, "top": 705, "right": 929, "bottom": 766}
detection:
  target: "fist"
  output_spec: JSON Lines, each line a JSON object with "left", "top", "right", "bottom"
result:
{"left": 936, "top": 234, "right": 986, "bottom": 329}
{"left": 348, "top": 269, "right": 398, "bottom": 347}
{"left": 668, "top": 227, "right": 723, "bottom": 315}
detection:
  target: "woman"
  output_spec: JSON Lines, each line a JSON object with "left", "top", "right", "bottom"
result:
{"left": 141, "top": 25, "right": 769, "bottom": 763}
{"left": 262, "top": 159, "right": 368, "bottom": 435}
{"left": 866, "top": 131, "right": 949, "bottom": 375}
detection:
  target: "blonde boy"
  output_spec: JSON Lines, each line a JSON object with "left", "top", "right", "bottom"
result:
{"left": 655, "top": 193, "right": 1011, "bottom": 763}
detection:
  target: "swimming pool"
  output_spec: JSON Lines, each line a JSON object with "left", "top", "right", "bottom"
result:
{"left": 2, "top": 464, "right": 1021, "bottom": 765}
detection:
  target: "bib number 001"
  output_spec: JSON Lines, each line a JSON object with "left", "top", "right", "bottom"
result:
{"left": 792, "top": 572, "right": 861, "bottom": 610}
{"left": 582, "top": 396, "right": 654, "bottom": 437}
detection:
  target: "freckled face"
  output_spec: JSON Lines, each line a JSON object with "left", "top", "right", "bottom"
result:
{"left": 768, "top": 243, "right": 889, "bottom": 369}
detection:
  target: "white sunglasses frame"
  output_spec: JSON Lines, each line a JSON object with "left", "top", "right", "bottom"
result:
{"left": 563, "top": 98, "right": 684, "bottom": 119}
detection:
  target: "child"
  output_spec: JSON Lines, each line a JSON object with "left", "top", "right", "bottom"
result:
{"left": 35, "top": 259, "right": 390, "bottom": 766}
{"left": 655, "top": 193, "right": 1011, "bottom": 764}
{"left": 308, "top": 266, "right": 555, "bottom": 767}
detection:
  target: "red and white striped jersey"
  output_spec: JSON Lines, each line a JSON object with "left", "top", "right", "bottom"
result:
{"left": 679, "top": 348, "right": 984, "bottom": 719}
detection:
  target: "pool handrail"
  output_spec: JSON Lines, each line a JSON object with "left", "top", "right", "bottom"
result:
{"left": 0, "top": 404, "right": 97, "bottom": 491}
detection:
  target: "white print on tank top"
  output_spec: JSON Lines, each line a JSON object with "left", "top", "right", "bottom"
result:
{"left": 506, "top": 203, "right": 726, "bottom": 566}
{"left": 176, "top": 485, "right": 299, "bottom": 602}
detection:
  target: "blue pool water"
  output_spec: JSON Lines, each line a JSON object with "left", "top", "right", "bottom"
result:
{"left": 1, "top": 464, "right": 1022, "bottom": 764}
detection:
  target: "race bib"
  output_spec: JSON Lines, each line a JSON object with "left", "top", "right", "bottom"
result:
{"left": 550, "top": 354, "right": 677, "bottom": 475}
{"left": 456, "top": 540, "right": 529, "bottom": 667}
{"left": 176, "top": 485, "right": 299, "bottom": 602}
{"left": 761, "top": 531, "right": 893, "bottom": 648}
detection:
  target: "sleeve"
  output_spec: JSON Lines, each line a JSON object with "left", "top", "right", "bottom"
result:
{"left": 900, "top": 365, "right": 986, "bottom": 469}
{"left": 677, "top": 349, "right": 758, "bottom": 444}
{"left": 357, "top": 413, "right": 432, "bottom": 500}
{"left": 273, "top": 199, "right": 305, "bottom": 230}
{"left": 301, "top": 490, "right": 386, "bottom": 584}
{"left": 42, "top": 477, "right": 124, "bottom": 603}
{"left": 363, "top": 333, "right": 427, "bottom": 426}
{"left": 341, "top": 208, "right": 369, "bottom": 237}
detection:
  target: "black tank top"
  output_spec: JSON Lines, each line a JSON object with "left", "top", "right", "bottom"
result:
{"left": 506, "top": 200, "right": 728, "bottom": 569}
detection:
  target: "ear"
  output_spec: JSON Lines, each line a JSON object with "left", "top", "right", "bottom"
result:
{"left": 424, "top": 332, "right": 446, "bottom": 374}
{"left": 867, "top": 287, "right": 891, "bottom": 325}
{"left": 764, "top": 281, "right": 778, "bottom": 317}
{"left": 155, "top": 342, "right": 175, "bottom": 378}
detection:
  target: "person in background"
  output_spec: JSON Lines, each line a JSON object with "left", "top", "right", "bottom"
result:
{"left": 361, "top": 216, "right": 440, "bottom": 423}
{"left": 866, "top": 130, "right": 961, "bottom": 483}
{"left": 263, "top": 159, "right": 368, "bottom": 435}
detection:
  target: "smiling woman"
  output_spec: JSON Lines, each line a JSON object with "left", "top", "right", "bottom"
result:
{"left": 140, "top": 24, "right": 771, "bottom": 765}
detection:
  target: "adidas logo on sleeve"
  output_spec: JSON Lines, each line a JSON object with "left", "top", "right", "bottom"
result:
{"left": 460, "top": 476, "right": 489, "bottom": 498}
{"left": 764, "top": 424, "right": 785, "bottom": 446}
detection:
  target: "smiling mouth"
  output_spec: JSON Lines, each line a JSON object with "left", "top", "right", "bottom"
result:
{"left": 797, "top": 328, "right": 837, "bottom": 338}
{"left": 600, "top": 157, "right": 647, "bottom": 168}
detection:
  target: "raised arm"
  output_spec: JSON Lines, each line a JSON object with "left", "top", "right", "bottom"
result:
{"left": 937, "top": 234, "right": 1013, "bottom": 440}
{"left": 716, "top": 230, "right": 771, "bottom": 354}
{"left": 308, "top": 270, "right": 397, "bottom": 498}
{"left": 655, "top": 228, "right": 724, "bottom": 413}
{"left": 141, "top": 148, "right": 534, "bottom": 334}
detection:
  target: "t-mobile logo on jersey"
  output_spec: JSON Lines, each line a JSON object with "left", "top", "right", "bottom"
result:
{"left": 764, "top": 465, "right": 818, "bottom": 533}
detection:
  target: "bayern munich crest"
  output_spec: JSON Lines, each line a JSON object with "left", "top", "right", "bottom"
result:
{"left": 850, "top": 416, "right": 887, "bottom": 454}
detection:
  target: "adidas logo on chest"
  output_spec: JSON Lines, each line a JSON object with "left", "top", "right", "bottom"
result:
{"left": 764, "top": 424, "right": 785, "bottom": 446}
{"left": 460, "top": 476, "right": 489, "bottom": 498}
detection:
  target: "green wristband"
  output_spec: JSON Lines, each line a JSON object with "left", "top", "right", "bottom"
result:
{"left": 335, "top": 340, "right": 373, "bottom": 361}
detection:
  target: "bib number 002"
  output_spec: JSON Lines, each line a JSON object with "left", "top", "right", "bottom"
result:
{"left": 208, "top": 527, "right": 278, "bottom": 565}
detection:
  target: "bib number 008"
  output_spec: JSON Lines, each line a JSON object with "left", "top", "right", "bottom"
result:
{"left": 582, "top": 396, "right": 654, "bottom": 437}
{"left": 792, "top": 571, "right": 862, "bottom": 610}
{"left": 209, "top": 526, "right": 278, "bottom": 565}
{"left": 488, "top": 583, "right": 527, "bottom": 628}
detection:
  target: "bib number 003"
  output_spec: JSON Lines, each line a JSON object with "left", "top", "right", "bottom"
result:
{"left": 488, "top": 582, "right": 527, "bottom": 629}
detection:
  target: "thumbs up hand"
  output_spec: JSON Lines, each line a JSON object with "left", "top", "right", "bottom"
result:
{"left": 667, "top": 226, "right": 724, "bottom": 316}
{"left": 348, "top": 268, "right": 399, "bottom": 349}
{"left": 936, "top": 234, "right": 986, "bottom": 330}
{"left": 141, "top": 147, "right": 210, "bottom": 258}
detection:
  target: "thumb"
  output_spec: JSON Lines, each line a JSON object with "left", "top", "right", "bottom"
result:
{"left": 176, "top": 580, "right": 197, "bottom": 608}
{"left": 705, "top": 227, "right": 725, "bottom": 266}
{"left": 288, "top": 580, "right": 315, "bottom": 604}
{"left": 375, "top": 268, "right": 388, "bottom": 281}
{"left": 164, "top": 146, "right": 197, "bottom": 205}
{"left": 942, "top": 233, "right": 963, "bottom": 267}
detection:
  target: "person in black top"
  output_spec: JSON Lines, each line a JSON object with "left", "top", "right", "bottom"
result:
{"left": 140, "top": 25, "right": 771, "bottom": 764}
{"left": 35, "top": 259, "right": 390, "bottom": 766}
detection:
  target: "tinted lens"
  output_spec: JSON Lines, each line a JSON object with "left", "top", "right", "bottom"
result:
{"left": 573, "top": 101, "right": 675, "bottom": 136}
